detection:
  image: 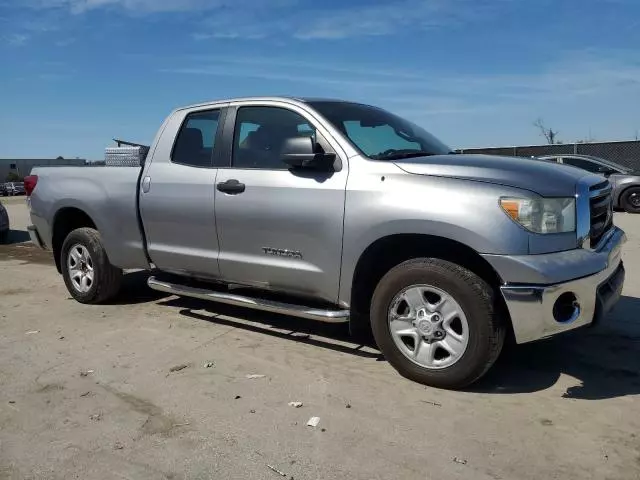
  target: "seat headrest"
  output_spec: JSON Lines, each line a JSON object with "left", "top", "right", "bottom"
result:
{"left": 180, "top": 128, "right": 203, "bottom": 150}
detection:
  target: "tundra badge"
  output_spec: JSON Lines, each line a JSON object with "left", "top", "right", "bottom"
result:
{"left": 262, "top": 247, "right": 303, "bottom": 259}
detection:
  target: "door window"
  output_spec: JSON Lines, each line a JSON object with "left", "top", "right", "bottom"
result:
{"left": 232, "top": 106, "right": 316, "bottom": 170}
{"left": 562, "top": 157, "right": 602, "bottom": 173}
{"left": 172, "top": 109, "right": 221, "bottom": 167}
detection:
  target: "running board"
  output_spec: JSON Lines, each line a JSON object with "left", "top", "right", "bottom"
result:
{"left": 147, "top": 276, "right": 350, "bottom": 323}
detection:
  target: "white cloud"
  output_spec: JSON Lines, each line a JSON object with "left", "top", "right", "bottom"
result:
{"left": 3, "top": 33, "right": 29, "bottom": 46}
{"left": 159, "top": 49, "right": 640, "bottom": 138}
{"left": 19, "top": 0, "right": 283, "bottom": 14}
{"left": 6, "top": 0, "right": 507, "bottom": 41}
{"left": 193, "top": 0, "right": 507, "bottom": 41}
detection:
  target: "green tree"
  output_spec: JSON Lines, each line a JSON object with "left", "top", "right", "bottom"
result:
{"left": 6, "top": 171, "right": 22, "bottom": 182}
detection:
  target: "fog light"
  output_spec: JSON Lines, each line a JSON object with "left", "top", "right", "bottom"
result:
{"left": 553, "top": 292, "right": 580, "bottom": 323}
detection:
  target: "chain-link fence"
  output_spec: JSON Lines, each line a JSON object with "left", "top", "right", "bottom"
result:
{"left": 458, "top": 140, "right": 640, "bottom": 171}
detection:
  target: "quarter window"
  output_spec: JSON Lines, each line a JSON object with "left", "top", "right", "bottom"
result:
{"left": 172, "top": 109, "right": 221, "bottom": 167}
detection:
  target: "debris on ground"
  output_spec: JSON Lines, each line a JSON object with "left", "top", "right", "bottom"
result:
{"left": 345, "top": 403, "right": 352, "bottom": 409}
{"left": 114, "top": 442, "right": 124, "bottom": 450}
{"left": 172, "top": 422, "right": 190, "bottom": 427}
{"left": 234, "top": 395, "right": 242, "bottom": 400}
{"left": 80, "top": 391, "right": 93, "bottom": 397}
{"left": 290, "top": 332, "right": 310, "bottom": 339}
{"left": 204, "top": 362, "right": 215, "bottom": 368}
{"left": 169, "top": 364, "right": 190, "bottom": 373}
{"left": 80, "top": 370, "right": 95, "bottom": 377}
{"left": 421, "top": 400, "right": 442, "bottom": 407}
{"left": 89, "top": 413, "right": 102, "bottom": 421}
{"left": 25, "top": 330, "right": 40, "bottom": 335}
{"left": 266, "top": 464, "right": 287, "bottom": 477}
{"left": 59, "top": 336, "right": 65, "bottom": 340}
{"left": 321, "top": 428, "right": 326, "bottom": 432}
{"left": 453, "top": 457, "right": 468, "bottom": 465}
{"left": 246, "top": 374, "right": 266, "bottom": 379}
{"left": 8, "top": 400, "right": 15, "bottom": 404}
{"left": 250, "top": 409, "right": 256, "bottom": 414}
{"left": 306, "top": 417, "right": 320, "bottom": 428}
{"left": 287, "top": 402, "right": 303, "bottom": 408}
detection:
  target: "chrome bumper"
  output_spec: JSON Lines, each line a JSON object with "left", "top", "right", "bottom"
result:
{"left": 500, "top": 227, "right": 626, "bottom": 344}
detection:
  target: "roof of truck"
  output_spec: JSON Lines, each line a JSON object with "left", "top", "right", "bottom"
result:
{"left": 176, "top": 96, "right": 369, "bottom": 111}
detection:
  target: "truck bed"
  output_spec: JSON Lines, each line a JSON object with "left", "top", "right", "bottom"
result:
{"left": 29, "top": 166, "right": 149, "bottom": 270}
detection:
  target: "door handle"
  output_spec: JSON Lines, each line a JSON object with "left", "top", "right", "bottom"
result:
{"left": 217, "top": 179, "right": 246, "bottom": 194}
{"left": 141, "top": 176, "right": 151, "bottom": 193}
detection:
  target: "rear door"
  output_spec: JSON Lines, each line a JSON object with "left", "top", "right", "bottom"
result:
{"left": 214, "top": 102, "right": 348, "bottom": 303}
{"left": 139, "top": 107, "right": 225, "bottom": 278}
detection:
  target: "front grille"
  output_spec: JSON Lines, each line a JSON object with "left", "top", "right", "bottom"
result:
{"left": 589, "top": 180, "right": 613, "bottom": 248}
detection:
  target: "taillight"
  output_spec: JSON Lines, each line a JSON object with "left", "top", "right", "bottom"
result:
{"left": 24, "top": 175, "right": 38, "bottom": 197}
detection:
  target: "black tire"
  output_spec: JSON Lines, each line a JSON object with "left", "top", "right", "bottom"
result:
{"left": 370, "top": 258, "right": 505, "bottom": 390}
{"left": 61, "top": 227, "right": 122, "bottom": 304}
{"left": 0, "top": 230, "right": 8, "bottom": 244}
{"left": 620, "top": 187, "right": 640, "bottom": 214}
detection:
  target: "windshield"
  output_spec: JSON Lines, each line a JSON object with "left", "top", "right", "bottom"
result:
{"left": 584, "top": 156, "right": 630, "bottom": 173}
{"left": 309, "top": 101, "right": 453, "bottom": 160}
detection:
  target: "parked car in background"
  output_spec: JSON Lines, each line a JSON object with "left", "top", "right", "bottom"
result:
{"left": 0, "top": 183, "right": 8, "bottom": 196}
{"left": 538, "top": 154, "right": 640, "bottom": 213}
{"left": 5, "top": 182, "right": 26, "bottom": 196}
{"left": 26, "top": 97, "right": 626, "bottom": 389}
{"left": 0, "top": 201, "right": 9, "bottom": 243}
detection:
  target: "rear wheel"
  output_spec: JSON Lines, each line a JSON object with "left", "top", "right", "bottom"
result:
{"left": 61, "top": 227, "right": 122, "bottom": 304}
{"left": 621, "top": 187, "right": 640, "bottom": 213}
{"left": 370, "top": 258, "right": 505, "bottom": 389}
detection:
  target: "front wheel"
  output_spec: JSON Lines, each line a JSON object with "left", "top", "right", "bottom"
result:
{"left": 370, "top": 258, "right": 505, "bottom": 390}
{"left": 61, "top": 227, "right": 122, "bottom": 304}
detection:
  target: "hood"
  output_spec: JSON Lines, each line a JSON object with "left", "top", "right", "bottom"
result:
{"left": 394, "top": 154, "right": 589, "bottom": 197}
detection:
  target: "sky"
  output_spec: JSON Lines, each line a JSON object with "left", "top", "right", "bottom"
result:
{"left": 1, "top": 0, "right": 639, "bottom": 160}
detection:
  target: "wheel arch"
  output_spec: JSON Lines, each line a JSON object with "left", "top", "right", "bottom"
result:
{"left": 348, "top": 234, "right": 507, "bottom": 333}
{"left": 51, "top": 207, "right": 98, "bottom": 273}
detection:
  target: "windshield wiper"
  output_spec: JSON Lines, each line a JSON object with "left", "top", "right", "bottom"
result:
{"left": 379, "top": 151, "right": 438, "bottom": 160}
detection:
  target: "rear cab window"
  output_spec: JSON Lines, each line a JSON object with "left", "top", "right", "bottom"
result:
{"left": 171, "top": 110, "right": 221, "bottom": 167}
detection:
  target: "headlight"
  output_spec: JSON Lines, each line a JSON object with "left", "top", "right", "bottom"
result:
{"left": 500, "top": 197, "right": 576, "bottom": 234}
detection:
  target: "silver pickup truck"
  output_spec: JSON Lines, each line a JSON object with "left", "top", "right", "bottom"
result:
{"left": 26, "top": 97, "right": 626, "bottom": 389}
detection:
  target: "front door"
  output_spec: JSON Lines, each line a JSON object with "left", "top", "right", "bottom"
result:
{"left": 214, "top": 103, "right": 348, "bottom": 303}
{"left": 139, "top": 107, "right": 223, "bottom": 278}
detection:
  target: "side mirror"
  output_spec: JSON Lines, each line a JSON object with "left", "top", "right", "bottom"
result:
{"left": 281, "top": 136, "right": 335, "bottom": 170}
{"left": 597, "top": 165, "right": 614, "bottom": 176}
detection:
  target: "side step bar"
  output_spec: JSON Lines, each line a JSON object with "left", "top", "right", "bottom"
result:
{"left": 147, "top": 276, "right": 350, "bottom": 323}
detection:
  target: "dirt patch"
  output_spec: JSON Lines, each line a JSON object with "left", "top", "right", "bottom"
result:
{"left": 100, "top": 385, "right": 184, "bottom": 437}
{"left": 0, "top": 287, "right": 30, "bottom": 295}
{"left": 0, "top": 243, "right": 54, "bottom": 266}
{"left": 36, "top": 383, "right": 65, "bottom": 394}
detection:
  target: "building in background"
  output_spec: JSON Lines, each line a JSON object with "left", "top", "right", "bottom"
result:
{"left": 0, "top": 158, "right": 87, "bottom": 181}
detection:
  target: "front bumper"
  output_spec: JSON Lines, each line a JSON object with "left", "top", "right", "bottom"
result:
{"left": 499, "top": 227, "right": 626, "bottom": 344}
